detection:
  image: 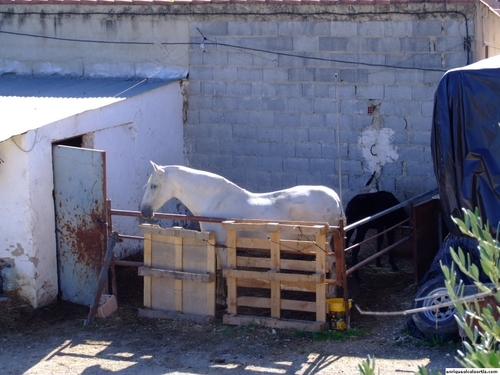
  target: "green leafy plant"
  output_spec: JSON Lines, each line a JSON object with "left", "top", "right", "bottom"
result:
{"left": 419, "top": 334, "right": 447, "bottom": 348}
{"left": 358, "top": 355, "right": 376, "bottom": 375}
{"left": 441, "top": 208, "right": 500, "bottom": 368}
{"left": 312, "top": 327, "right": 367, "bottom": 341}
{"left": 416, "top": 366, "right": 441, "bottom": 375}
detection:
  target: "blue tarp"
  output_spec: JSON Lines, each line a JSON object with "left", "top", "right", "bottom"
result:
{"left": 431, "top": 55, "right": 500, "bottom": 237}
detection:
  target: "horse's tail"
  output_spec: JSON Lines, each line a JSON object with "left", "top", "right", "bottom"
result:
{"left": 365, "top": 171, "right": 376, "bottom": 187}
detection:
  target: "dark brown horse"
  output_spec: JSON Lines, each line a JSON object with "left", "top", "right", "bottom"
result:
{"left": 345, "top": 191, "right": 408, "bottom": 280}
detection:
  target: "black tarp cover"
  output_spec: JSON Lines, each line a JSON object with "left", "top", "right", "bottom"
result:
{"left": 432, "top": 55, "right": 500, "bottom": 236}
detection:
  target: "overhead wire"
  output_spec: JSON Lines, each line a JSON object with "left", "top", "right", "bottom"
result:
{"left": 0, "top": 29, "right": 198, "bottom": 46}
{"left": 202, "top": 38, "right": 448, "bottom": 72}
{"left": 0, "top": 27, "right": 463, "bottom": 73}
{"left": 0, "top": 9, "right": 471, "bottom": 72}
{"left": 10, "top": 129, "right": 39, "bottom": 153}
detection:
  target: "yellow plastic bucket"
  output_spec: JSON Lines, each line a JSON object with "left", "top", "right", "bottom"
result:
{"left": 327, "top": 298, "right": 352, "bottom": 312}
{"left": 326, "top": 298, "right": 352, "bottom": 330}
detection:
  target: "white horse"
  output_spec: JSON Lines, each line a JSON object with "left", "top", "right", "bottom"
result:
{"left": 140, "top": 162, "right": 343, "bottom": 299}
{"left": 141, "top": 162, "right": 342, "bottom": 241}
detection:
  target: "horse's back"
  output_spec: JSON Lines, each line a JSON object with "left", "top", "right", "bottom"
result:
{"left": 346, "top": 191, "right": 407, "bottom": 225}
{"left": 241, "top": 185, "right": 341, "bottom": 226}
{"left": 272, "top": 185, "right": 342, "bottom": 224}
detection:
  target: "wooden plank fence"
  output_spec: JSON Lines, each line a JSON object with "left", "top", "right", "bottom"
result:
{"left": 106, "top": 189, "right": 440, "bottom": 330}
{"left": 221, "top": 219, "right": 332, "bottom": 332}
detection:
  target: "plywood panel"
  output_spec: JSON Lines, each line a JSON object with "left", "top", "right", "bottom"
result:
{"left": 138, "top": 224, "right": 216, "bottom": 319}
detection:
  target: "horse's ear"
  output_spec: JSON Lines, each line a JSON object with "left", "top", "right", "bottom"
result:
{"left": 150, "top": 161, "right": 160, "bottom": 172}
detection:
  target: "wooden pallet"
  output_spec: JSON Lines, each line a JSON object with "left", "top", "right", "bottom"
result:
{"left": 138, "top": 224, "right": 216, "bottom": 324}
{"left": 221, "top": 219, "right": 331, "bottom": 332}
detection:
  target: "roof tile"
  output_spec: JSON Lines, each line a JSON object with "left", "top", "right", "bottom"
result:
{"left": 0, "top": 0, "right": 477, "bottom": 5}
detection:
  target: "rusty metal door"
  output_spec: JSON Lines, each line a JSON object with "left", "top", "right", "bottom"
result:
{"left": 53, "top": 145, "right": 107, "bottom": 306}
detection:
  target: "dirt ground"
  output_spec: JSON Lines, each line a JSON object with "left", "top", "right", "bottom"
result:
{"left": 0, "top": 247, "right": 463, "bottom": 375}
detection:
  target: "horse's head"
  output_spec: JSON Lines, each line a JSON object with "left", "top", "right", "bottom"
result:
{"left": 140, "top": 161, "right": 174, "bottom": 219}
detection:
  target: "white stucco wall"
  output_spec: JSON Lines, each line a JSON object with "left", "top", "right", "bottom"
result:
{"left": 0, "top": 81, "right": 184, "bottom": 307}
{"left": 0, "top": 138, "right": 36, "bottom": 298}
{"left": 92, "top": 82, "right": 186, "bottom": 257}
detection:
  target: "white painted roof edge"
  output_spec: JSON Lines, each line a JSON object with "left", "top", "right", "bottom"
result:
{"left": 1, "top": 96, "right": 124, "bottom": 143}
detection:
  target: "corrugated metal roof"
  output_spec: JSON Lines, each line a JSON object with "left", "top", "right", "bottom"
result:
{"left": 1, "top": 75, "right": 177, "bottom": 143}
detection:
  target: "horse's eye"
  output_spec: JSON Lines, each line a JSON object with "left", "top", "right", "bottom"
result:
{"left": 151, "top": 184, "right": 157, "bottom": 190}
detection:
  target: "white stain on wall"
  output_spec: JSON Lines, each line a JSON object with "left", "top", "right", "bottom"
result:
{"left": 358, "top": 126, "right": 399, "bottom": 174}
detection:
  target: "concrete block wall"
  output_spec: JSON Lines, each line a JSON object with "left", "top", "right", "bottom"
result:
{"left": 0, "top": 3, "right": 482, "bottom": 208}
{"left": 185, "top": 12, "right": 472, "bottom": 206}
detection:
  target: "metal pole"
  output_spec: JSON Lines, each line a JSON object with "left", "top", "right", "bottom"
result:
{"left": 344, "top": 188, "right": 438, "bottom": 232}
{"left": 110, "top": 208, "right": 226, "bottom": 224}
{"left": 85, "top": 232, "right": 120, "bottom": 326}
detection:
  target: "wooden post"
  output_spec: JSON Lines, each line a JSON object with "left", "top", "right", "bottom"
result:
{"left": 226, "top": 229, "right": 237, "bottom": 315}
{"left": 143, "top": 231, "right": 153, "bottom": 309}
{"left": 335, "top": 219, "right": 350, "bottom": 327}
{"left": 110, "top": 261, "right": 118, "bottom": 302}
{"left": 85, "top": 232, "right": 120, "bottom": 326}
{"left": 174, "top": 236, "right": 183, "bottom": 312}
{"left": 315, "top": 231, "right": 327, "bottom": 323}
{"left": 270, "top": 229, "right": 281, "bottom": 319}
{"left": 206, "top": 232, "right": 216, "bottom": 317}
{"left": 106, "top": 199, "right": 113, "bottom": 238}
{"left": 334, "top": 221, "right": 346, "bottom": 290}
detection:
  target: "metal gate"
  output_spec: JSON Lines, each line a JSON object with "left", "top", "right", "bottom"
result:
{"left": 53, "top": 145, "right": 107, "bottom": 306}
